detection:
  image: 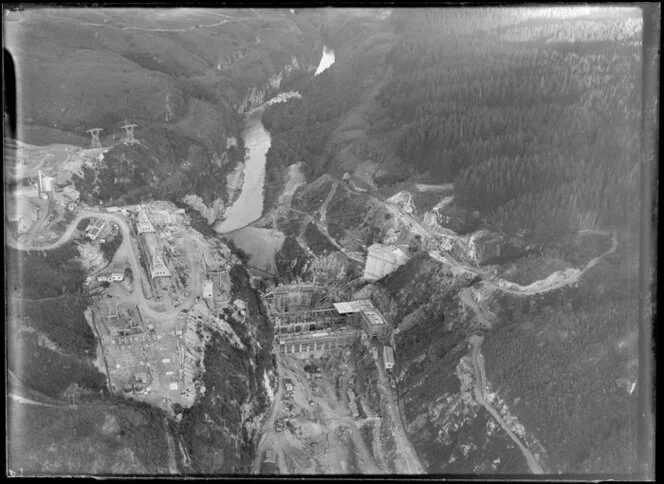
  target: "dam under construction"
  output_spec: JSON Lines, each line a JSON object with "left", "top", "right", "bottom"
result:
{"left": 262, "top": 283, "right": 391, "bottom": 359}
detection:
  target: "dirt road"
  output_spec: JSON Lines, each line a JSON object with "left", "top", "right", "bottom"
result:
{"left": 470, "top": 335, "right": 543, "bottom": 474}
{"left": 8, "top": 393, "right": 62, "bottom": 408}
{"left": 313, "top": 396, "right": 383, "bottom": 474}
{"left": 373, "top": 348, "right": 426, "bottom": 474}
{"left": 460, "top": 288, "right": 491, "bottom": 328}
{"left": 164, "top": 417, "right": 178, "bottom": 474}
{"left": 319, "top": 182, "right": 338, "bottom": 226}
{"left": 489, "top": 230, "right": 617, "bottom": 296}
{"left": 344, "top": 179, "right": 618, "bottom": 299}
{"left": 7, "top": 209, "right": 202, "bottom": 320}
{"left": 253, "top": 354, "right": 285, "bottom": 474}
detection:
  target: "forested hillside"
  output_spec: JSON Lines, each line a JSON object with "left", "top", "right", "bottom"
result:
{"left": 6, "top": 243, "right": 174, "bottom": 474}
{"left": 378, "top": 7, "right": 642, "bottom": 248}
{"left": 344, "top": 7, "right": 646, "bottom": 475}
{"left": 262, "top": 10, "right": 397, "bottom": 209}
{"left": 5, "top": 8, "right": 321, "bottom": 208}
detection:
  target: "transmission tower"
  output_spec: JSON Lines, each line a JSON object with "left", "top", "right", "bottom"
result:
{"left": 121, "top": 124, "right": 139, "bottom": 144}
{"left": 86, "top": 128, "right": 103, "bottom": 149}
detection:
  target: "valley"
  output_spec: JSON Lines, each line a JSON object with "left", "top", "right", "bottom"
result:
{"left": 5, "top": 5, "right": 653, "bottom": 479}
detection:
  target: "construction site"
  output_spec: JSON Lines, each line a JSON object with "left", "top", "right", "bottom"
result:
{"left": 254, "top": 277, "right": 425, "bottom": 475}
{"left": 263, "top": 283, "right": 391, "bottom": 356}
{"left": 5, "top": 124, "right": 141, "bottom": 247}
{"left": 83, "top": 202, "right": 241, "bottom": 413}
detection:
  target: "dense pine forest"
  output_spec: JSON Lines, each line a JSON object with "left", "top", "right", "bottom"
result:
{"left": 264, "top": 7, "right": 643, "bottom": 251}
{"left": 379, "top": 8, "right": 642, "bottom": 248}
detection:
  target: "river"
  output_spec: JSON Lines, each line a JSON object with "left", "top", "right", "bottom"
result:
{"left": 213, "top": 92, "right": 300, "bottom": 234}
{"left": 213, "top": 108, "right": 271, "bottom": 234}
{"left": 214, "top": 45, "right": 335, "bottom": 234}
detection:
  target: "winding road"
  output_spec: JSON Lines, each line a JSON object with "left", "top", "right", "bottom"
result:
{"left": 460, "top": 288, "right": 491, "bottom": 328}
{"left": 8, "top": 393, "right": 63, "bottom": 408}
{"left": 342, "top": 175, "right": 619, "bottom": 298}
{"left": 7, "top": 208, "right": 203, "bottom": 321}
{"left": 373, "top": 346, "right": 426, "bottom": 474}
{"left": 470, "top": 335, "right": 544, "bottom": 474}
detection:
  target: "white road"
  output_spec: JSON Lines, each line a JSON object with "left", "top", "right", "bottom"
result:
{"left": 7, "top": 208, "right": 203, "bottom": 320}
{"left": 8, "top": 393, "right": 62, "bottom": 408}
{"left": 460, "top": 287, "right": 491, "bottom": 328}
{"left": 373, "top": 346, "right": 426, "bottom": 474}
{"left": 470, "top": 335, "right": 544, "bottom": 474}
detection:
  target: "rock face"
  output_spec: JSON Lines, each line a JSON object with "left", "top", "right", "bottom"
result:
{"left": 183, "top": 194, "right": 226, "bottom": 225}
{"left": 179, "top": 264, "right": 274, "bottom": 474}
{"left": 236, "top": 57, "right": 310, "bottom": 114}
{"left": 374, "top": 256, "right": 530, "bottom": 474}
{"left": 225, "top": 162, "right": 245, "bottom": 206}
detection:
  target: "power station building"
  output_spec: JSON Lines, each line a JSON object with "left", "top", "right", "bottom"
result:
{"left": 266, "top": 284, "right": 392, "bottom": 359}
{"left": 333, "top": 299, "right": 390, "bottom": 341}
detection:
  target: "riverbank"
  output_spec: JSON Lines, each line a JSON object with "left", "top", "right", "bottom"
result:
{"left": 214, "top": 92, "right": 302, "bottom": 235}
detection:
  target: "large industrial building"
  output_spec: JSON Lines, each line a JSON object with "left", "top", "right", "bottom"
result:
{"left": 133, "top": 209, "right": 171, "bottom": 280}
{"left": 333, "top": 299, "right": 390, "bottom": 341}
{"left": 276, "top": 324, "right": 362, "bottom": 358}
{"left": 265, "top": 284, "right": 392, "bottom": 359}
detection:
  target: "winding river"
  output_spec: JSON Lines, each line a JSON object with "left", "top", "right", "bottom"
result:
{"left": 214, "top": 46, "right": 335, "bottom": 235}
{"left": 213, "top": 108, "right": 272, "bottom": 234}
{"left": 213, "top": 92, "right": 300, "bottom": 234}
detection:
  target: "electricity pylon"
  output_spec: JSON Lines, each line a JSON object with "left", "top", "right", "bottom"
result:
{"left": 121, "top": 124, "right": 139, "bottom": 144}
{"left": 87, "top": 128, "right": 103, "bottom": 149}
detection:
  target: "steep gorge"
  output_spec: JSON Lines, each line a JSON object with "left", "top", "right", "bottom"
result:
{"left": 5, "top": 6, "right": 649, "bottom": 476}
